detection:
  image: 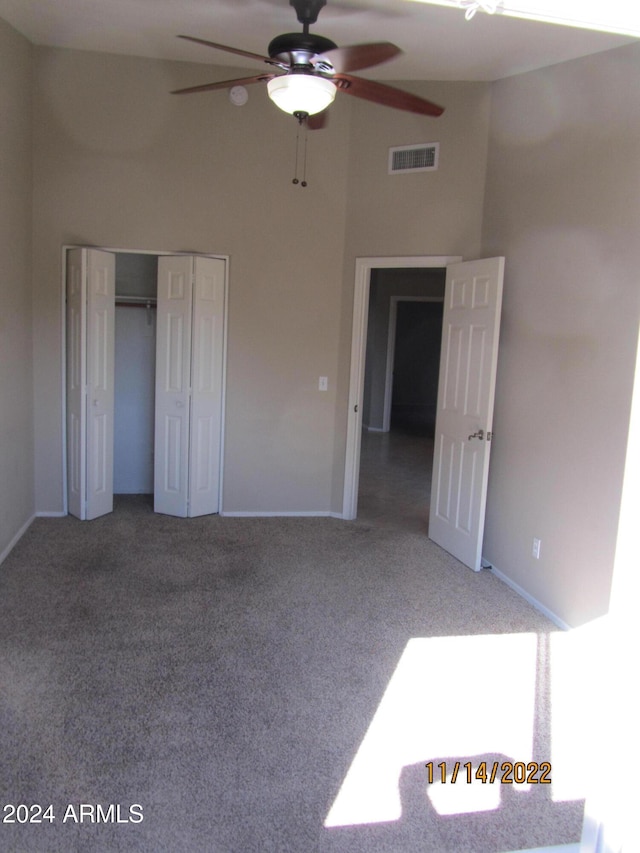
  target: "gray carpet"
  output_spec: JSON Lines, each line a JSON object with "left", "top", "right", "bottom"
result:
{"left": 1, "top": 450, "right": 584, "bottom": 851}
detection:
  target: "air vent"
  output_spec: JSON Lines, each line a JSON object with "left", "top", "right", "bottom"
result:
{"left": 388, "top": 142, "right": 439, "bottom": 175}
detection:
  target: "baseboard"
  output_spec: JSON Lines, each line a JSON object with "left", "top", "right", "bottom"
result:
{"left": 36, "top": 511, "right": 66, "bottom": 518}
{"left": 220, "top": 510, "right": 339, "bottom": 518}
{"left": 0, "top": 514, "right": 35, "bottom": 567}
{"left": 506, "top": 845, "right": 579, "bottom": 853}
{"left": 490, "top": 563, "right": 572, "bottom": 631}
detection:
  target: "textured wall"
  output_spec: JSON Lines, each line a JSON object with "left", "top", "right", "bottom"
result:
{"left": 0, "top": 19, "right": 34, "bottom": 557}
{"left": 482, "top": 43, "right": 640, "bottom": 626}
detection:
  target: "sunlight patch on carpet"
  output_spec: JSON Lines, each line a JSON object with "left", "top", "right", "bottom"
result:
{"left": 325, "top": 633, "right": 538, "bottom": 827}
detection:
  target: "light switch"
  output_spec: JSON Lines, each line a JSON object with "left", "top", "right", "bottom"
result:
{"left": 319, "top": 376, "right": 328, "bottom": 391}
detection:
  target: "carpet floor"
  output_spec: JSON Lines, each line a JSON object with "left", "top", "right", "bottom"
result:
{"left": 0, "top": 431, "right": 584, "bottom": 852}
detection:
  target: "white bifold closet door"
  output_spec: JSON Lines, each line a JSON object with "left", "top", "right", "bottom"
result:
{"left": 67, "top": 249, "right": 225, "bottom": 521}
{"left": 66, "top": 248, "right": 116, "bottom": 520}
{"left": 154, "top": 255, "right": 226, "bottom": 518}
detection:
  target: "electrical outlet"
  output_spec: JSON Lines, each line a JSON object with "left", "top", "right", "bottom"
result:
{"left": 532, "top": 538, "right": 541, "bottom": 560}
{"left": 318, "top": 376, "right": 328, "bottom": 391}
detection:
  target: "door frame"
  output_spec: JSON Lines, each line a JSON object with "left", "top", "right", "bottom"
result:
{"left": 60, "top": 245, "right": 230, "bottom": 516}
{"left": 382, "top": 295, "right": 445, "bottom": 433}
{"left": 342, "top": 255, "right": 461, "bottom": 519}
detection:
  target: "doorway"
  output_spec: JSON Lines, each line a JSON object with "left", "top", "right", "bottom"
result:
{"left": 345, "top": 254, "right": 505, "bottom": 572}
{"left": 358, "top": 273, "right": 445, "bottom": 531}
{"left": 389, "top": 299, "right": 443, "bottom": 433}
{"left": 342, "top": 255, "right": 461, "bottom": 520}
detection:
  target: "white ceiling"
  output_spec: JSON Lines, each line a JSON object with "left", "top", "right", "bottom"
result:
{"left": 0, "top": 0, "right": 635, "bottom": 82}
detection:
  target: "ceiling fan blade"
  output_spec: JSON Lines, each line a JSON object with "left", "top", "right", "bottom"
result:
{"left": 172, "top": 74, "right": 276, "bottom": 96}
{"left": 314, "top": 42, "right": 401, "bottom": 74}
{"left": 333, "top": 74, "right": 444, "bottom": 117}
{"left": 177, "top": 35, "right": 284, "bottom": 68}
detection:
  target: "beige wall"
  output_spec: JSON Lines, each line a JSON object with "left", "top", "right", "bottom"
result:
{"left": 344, "top": 80, "right": 490, "bottom": 260}
{"left": 481, "top": 43, "right": 640, "bottom": 626}
{"left": 0, "top": 19, "right": 34, "bottom": 556}
{"left": 29, "top": 47, "right": 490, "bottom": 517}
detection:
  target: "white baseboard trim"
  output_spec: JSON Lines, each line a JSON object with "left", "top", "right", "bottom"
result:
{"left": 220, "top": 510, "right": 341, "bottom": 518}
{"left": 507, "top": 845, "right": 579, "bottom": 853}
{"left": 490, "top": 563, "right": 572, "bottom": 631}
{"left": 36, "top": 511, "right": 66, "bottom": 518}
{"left": 0, "top": 514, "right": 35, "bottom": 566}
{"left": 365, "top": 425, "right": 386, "bottom": 433}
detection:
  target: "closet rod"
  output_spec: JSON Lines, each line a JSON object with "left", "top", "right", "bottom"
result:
{"left": 115, "top": 299, "right": 157, "bottom": 308}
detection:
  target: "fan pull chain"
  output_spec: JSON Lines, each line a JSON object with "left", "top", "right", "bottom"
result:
{"left": 292, "top": 124, "right": 301, "bottom": 185}
{"left": 291, "top": 116, "right": 309, "bottom": 188}
{"left": 301, "top": 124, "right": 308, "bottom": 188}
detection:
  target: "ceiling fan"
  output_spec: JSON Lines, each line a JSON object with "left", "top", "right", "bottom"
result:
{"left": 171, "top": 0, "right": 444, "bottom": 128}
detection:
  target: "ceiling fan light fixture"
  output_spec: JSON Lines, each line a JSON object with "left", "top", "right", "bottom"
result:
{"left": 267, "top": 74, "right": 336, "bottom": 116}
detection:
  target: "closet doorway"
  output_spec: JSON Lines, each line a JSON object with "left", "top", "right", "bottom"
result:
{"left": 65, "top": 247, "right": 228, "bottom": 521}
{"left": 114, "top": 252, "right": 157, "bottom": 496}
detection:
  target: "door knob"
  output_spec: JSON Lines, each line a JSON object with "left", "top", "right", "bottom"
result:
{"left": 468, "top": 429, "right": 484, "bottom": 441}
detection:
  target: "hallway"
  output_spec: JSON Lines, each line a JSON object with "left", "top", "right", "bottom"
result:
{"left": 357, "top": 428, "right": 434, "bottom": 533}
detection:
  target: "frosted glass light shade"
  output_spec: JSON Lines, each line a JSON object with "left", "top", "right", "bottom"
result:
{"left": 267, "top": 74, "right": 336, "bottom": 116}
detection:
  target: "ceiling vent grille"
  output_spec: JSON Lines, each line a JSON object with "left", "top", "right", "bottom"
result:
{"left": 388, "top": 142, "right": 439, "bottom": 175}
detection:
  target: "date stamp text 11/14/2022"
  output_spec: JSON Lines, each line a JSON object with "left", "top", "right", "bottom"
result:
{"left": 425, "top": 761, "right": 551, "bottom": 785}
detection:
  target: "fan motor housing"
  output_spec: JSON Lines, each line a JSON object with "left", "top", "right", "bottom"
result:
{"left": 268, "top": 33, "right": 337, "bottom": 68}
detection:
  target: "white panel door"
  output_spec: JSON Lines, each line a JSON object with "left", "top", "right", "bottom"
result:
{"left": 188, "top": 257, "right": 226, "bottom": 517}
{"left": 66, "top": 248, "right": 115, "bottom": 521}
{"left": 85, "top": 250, "right": 116, "bottom": 520}
{"left": 66, "top": 249, "right": 87, "bottom": 520}
{"left": 154, "top": 256, "right": 194, "bottom": 517}
{"left": 428, "top": 257, "right": 504, "bottom": 571}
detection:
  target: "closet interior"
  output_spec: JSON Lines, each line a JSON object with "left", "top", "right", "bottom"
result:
{"left": 114, "top": 252, "right": 158, "bottom": 495}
